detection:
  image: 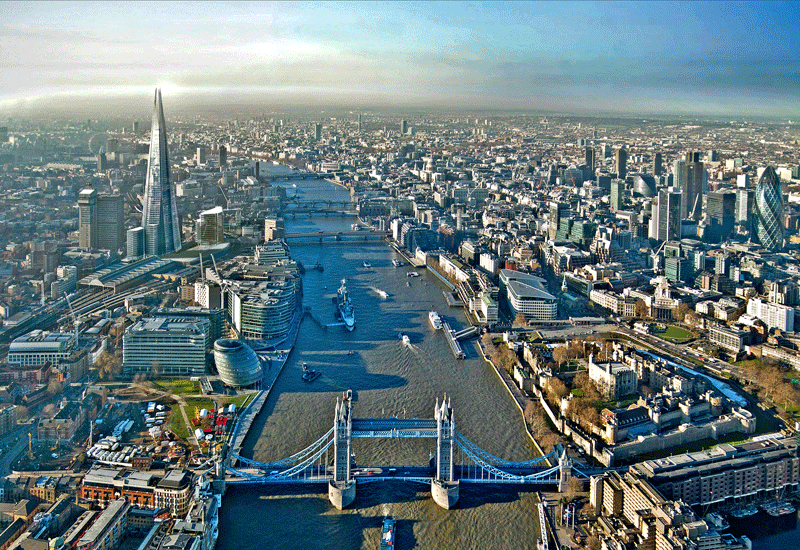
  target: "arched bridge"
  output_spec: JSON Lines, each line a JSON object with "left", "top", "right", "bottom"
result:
{"left": 225, "top": 396, "right": 601, "bottom": 509}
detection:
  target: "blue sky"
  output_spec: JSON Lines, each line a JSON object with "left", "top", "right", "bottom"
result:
{"left": 1, "top": 1, "right": 798, "bottom": 116}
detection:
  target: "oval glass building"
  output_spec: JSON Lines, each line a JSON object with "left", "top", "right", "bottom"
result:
{"left": 213, "top": 338, "right": 262, "bottom": 388}
{"left": 753, "top": 166, "right": 784, "bottom": 252}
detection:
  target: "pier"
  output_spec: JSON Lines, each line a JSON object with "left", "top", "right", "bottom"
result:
{"left": 442, "top": 322, "right": 466, "bottom": 359}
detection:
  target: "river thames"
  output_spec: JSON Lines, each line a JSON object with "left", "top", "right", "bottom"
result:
{"left": 216, "top": 171, "right": 544, "bottom": 549}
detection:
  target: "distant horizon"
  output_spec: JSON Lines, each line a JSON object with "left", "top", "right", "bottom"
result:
{"left": 3, "top": 1, "right": 799, "bottom": 121}
{"left": 4, "top": 87, "right": 799, "bottom": 124}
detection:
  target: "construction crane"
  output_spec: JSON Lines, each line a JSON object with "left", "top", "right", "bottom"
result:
{"left": 651, "top": 240, "right": 668, "bottom": 273}
{"left": 64, "top": 293, "right": 80, "bottom": 347}
{"left": 210, "top": 255, "right": 241, "bottom": 339}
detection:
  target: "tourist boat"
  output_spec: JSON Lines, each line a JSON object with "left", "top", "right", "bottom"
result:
{"left": 407, "top": 271, "right": 420, "bottom": 277}
{"left": 301, "top": 362, "right": 321, "bottom": 382}
{"left": 428, "top": 311, "right": 443, "bottom": 330}
{"left": 392, "top": 259, "right": 403, "bottom": 267}
{"left": 379, "top": 516, "right": 395, "bottom": 550}
{"left": 536, "top": 538, "right": 546, "bottom": 550}
{"left": 399, "top": 333, "right": 411, "bottom": 345}
{"left": 336, "top": 279, "right": 355, "bottom": 331}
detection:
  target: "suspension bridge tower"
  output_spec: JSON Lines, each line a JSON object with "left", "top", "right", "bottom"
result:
{"left": 328, "top": 397, "right": 356, "bottom": 509}
{"left": 432, "top": 396, "right": 459, "bottom": 509}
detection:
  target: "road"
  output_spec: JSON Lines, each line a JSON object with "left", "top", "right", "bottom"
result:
{"left": 0, "top": 425, "right": 37, "bottom": 477}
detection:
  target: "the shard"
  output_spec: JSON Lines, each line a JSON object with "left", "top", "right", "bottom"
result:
{"left": 753, "top": 166, "right": 784, "bottom": 252}
{"left": 142, "top": 88, "right": 181, "bottom": 256}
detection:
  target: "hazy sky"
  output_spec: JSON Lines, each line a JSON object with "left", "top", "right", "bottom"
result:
{"left": 1, "top": 1, "right": 799, "bottom": 117}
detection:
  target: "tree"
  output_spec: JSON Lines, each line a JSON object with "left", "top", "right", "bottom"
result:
{"left": 674, "top": 302, "right": 690, "bottom": 323}
{"left": 514, "top": 312, "right": 528, "bottom": 326}
{"left": 47, "top": 378, "right": 63, "bottom": 396}
{"left": 634, "top": 299, "right": 649, "bottom": 319}
{"left": 545, "top": 377, "right": 569, "bottom": 402}
{"left": 553, "top": 346, "right": 569, "bottom": 370}
{"left": 565, "top": 476, "right": 583, "bottom": 503}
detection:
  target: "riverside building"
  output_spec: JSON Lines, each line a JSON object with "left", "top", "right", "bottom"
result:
{"left": 122, "top": 317, "right": 209, "bottom": 377}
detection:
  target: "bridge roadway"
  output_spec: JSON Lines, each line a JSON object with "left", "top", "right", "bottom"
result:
{"left": 226, "top": 463, "right": 580, "bottom": 485}
{"left": 284, "top": 230, "right": 389, "bottom": 239}
{"left": 351, "top": 418, "right": 437, "bottom": 438}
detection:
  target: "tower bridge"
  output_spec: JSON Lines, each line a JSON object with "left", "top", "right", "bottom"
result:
{"left": 225, "top": 396, "right": 603, "bottom": 509}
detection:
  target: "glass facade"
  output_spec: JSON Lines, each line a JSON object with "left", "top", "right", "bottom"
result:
{"left": 213, "top": 338, "right": 262, "bottom": 388}
{"left": 753, "top": 166, "right": 784, "bottom": 252}
{"left": 141, "top": 89, "right": 181, "bottom": 256}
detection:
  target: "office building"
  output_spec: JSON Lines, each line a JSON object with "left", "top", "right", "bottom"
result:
{"left": 657, "top": 188, "right": 681, "bottom": 242}
{"left": 602, "top": 144, "right": 611, "bottom": 158}
{"left": 195, "top": 147, "right": 206, "bottom": 165}
{"left": 96, "top": 150, "right": 107, "bottom": 172}
{"left": 614, "top": 148, "right": 627, "bottom": 179}
{"left": 132, "top": 121, "right": 140, "bottom": 134}
{"left": 610, "top": 179, "right": 625, "bottom": 211}
{"left": 78, "top": 188, "right": 97, "bottom": 251}
{"left": 314, "top": 123, "right": 322, "bottom": 141}
{"left": 0, "top": 127, "right": 7, "bottom": 142}
{"left": 79, "top": 188, "right": 124, "bottom": 252}
{"left": 80, "top": 467, "right": 193, "bottom": 518}
{"left": 196, "top": 206, "right": 224, "bottom": 246}
{"left": 76, "top": 498, "right": 129, "bottom": 550}
{"left": 126, "top": 227, "right": 144, "bottom": 260}
{"left": 747, "top": 297, "right": 794, "bottom": 332}
{"left": 753, "top": 166, "right": 784, "bottom": 252}
{"left": 264, "top": 217, "right": 285, "bottom": 241}
{"left": 736, "top": 188, "right": 754, "bottom": 223}
{"left": 97, "top": 194, "right": 124, "bottom": 252}
{"left": 227, "top": 279, "right": 296, "bottom": 342}
{"left": 400, "top": 120, "right": 408, "bottom": 134}
{"left": 219, "top": 144, "right": 227, "bottom": 168}
{"left": 122, "top": 317, "right": 209, "bottom": 377}
{"left": 705, "top": 191, "right": 735, "bottom": 243}
{"left": 652, "top": 152, "right": 663, "bottom": 176}
{"left": 584, "top": 147, "right": 595, "bottom": 173}
{"left": 685, "top": 159, "right": 706, "bottom": 220}
{"left": 140, "top": 88, "right": 181, "bottom": 257}
{"left": 7, "top": 331, "right": 77, "bottom": 367}
{"left": 498, "top": 269, "right": 557, "bottom": 320}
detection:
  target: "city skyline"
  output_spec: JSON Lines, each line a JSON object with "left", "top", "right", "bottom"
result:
{"left": 2, "top": 1, "right": 799, "bottom": 119}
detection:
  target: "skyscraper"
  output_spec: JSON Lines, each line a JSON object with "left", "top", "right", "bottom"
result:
{"left": 615, "top": 148, "right": 627, "bottom": 179}
{"left": 401, "top": 120, "right": 408, "bottom": 134}
{"left": 141, "top": 89, "right": 181, "bottom": 256}
{"left": 314, "top": 123, "right": 322, "bottom": 140}
{"left": 753, "top": 166, "right": 784, "bottom": 252}
{"left": 706, "top": 191, "right": 735, "bottom": 243}
{"left": 219, "top": 145, "right": 227, "bottom": 168}
{"left": 78, "top": 188, "right": 97, "bottom": 251}
{"left": 79, "top": 188, "right": 125, "bottom": 252}
{"left": 657, "top": 188, "right": 682, "bottom": 242}
{"left": 652, "top": 152, "right": 663, "bottom": 176}
{"left": 585, "top": 147, "right": 595, "bottom": 173}
{"left": 97, "top": 194, "right": 124, "bottom": 251}
{"left": 610, "top": 179, "right": 625, "bottom": 211}
{"left": 674, "top": 157, "right": 705, "bottom": 220}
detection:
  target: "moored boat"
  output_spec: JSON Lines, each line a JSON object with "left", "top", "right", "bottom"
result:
{"left": 337, "top": 279, "right": 355, "bottom": 331}
{"left": 392, "top": 259, "right": 403, "bottom": 267}
{"left": 428, "top": 311, "right": 443, "bottom": 330}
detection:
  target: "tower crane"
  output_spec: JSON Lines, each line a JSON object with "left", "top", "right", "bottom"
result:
{"left": 651, "top": 240, "right": 667, "bottom": 274}
{"left": 64, "top": 293, "right": 80, "bottom": 347}
{"left": 210, "top": 255, "right": 241, "bottom": 339}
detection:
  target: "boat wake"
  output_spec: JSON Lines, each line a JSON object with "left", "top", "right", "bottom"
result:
{"left": 370, "top": 286, "right": 390, "bottom": 299}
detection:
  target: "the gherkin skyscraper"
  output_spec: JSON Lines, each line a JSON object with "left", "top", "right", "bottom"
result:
{"left": 753, "top": 166, "right": 784, "bottom": 252}
{"left": 141, "top": 89, "right": 181, "bottom": 256}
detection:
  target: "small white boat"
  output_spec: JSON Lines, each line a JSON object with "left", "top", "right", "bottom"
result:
{"left": 399, "top": 333, "right": 411, "bottom": 345}
{"left": 362, "top": 260, "right": 371, "bottom": 268}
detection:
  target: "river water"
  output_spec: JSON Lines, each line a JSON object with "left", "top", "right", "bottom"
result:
{"left": 216, "top": 169, "right": 543, "bottom": 549}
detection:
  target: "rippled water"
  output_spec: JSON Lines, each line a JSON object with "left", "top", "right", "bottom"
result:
{"left": 217, "top": 174, "right": 544, "bottom": 549}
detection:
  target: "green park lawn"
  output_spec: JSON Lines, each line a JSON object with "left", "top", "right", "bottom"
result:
{"left": 659, "top": 325, "right": 693, "bottom": 344}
